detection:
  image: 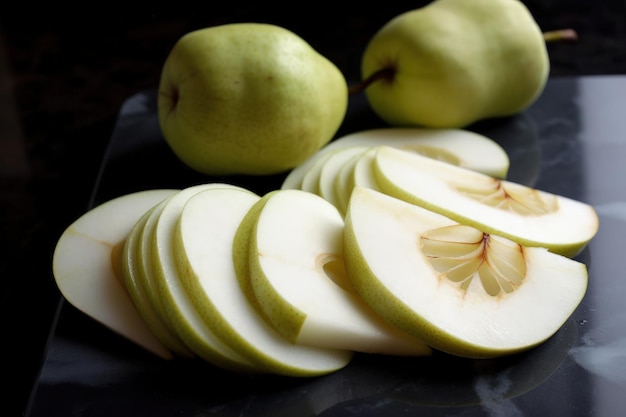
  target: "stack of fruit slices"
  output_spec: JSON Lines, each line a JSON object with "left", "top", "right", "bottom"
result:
{"left": 52, "top": 128, "right": 598, "bottom": 377}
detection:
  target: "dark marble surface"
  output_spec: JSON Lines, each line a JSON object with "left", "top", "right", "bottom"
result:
{"left": 1, "top": 2, "right": 625, "bottom": 416}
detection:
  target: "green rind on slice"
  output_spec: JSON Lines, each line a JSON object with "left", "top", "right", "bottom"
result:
{"left": 343, "top": 187, "right": 589, "bottom": 358}
{"left": 151, "top": 184, "right": 260, "bottom": 372}
{"left": 249, "top": 189, "right": 431, "bottom": 356}
{"left": 281, "top": 127, "right": 510, "bottom": 190}
{"left": 121, "top": 206, "right": 195, "bottom": 358}
{"left": 176, "top": 188, "right": 352, "bottom": 377}
{"left": 52, "top": 189, "right": 179, "bottom": 359}
{"left": 373, "top": 146, "right": 599, "bottom": 257}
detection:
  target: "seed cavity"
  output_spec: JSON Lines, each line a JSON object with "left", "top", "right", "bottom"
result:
{"left": 453, "top": 177, "right": 558, "bottom": 216}
{"left": 420, "top": 225, "right": 526, "bottom": 297}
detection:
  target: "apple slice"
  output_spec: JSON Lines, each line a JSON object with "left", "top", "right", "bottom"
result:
{"left": 150, "top": 183, "right": 259, "bottom": 372}
{"left": 52, "top": 189, "right": 179, "bottom": 359}
{"left": 281, "top": 127, "right": 510, "bottom": 189}
{"left": 176, "top": 187, "right": 353, "bottom": 376}
{"left": 373, "top": 146, "right": 599, "bottom": 257}
{"left": 120, "top": 205, "right": 195, "bottom": 358}
{"left": 243, "top": 188, "right": 432, "bottom": 356}
{"left": 344, "top": 186, "right": 589, "bottom": 358}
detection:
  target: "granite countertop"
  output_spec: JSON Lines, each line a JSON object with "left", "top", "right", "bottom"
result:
{"left": 1, "top": 3, "right": 625, "bottom": 416}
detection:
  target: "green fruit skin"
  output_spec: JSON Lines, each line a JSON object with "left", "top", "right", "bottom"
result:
{"left": 361, "top": 0, "right": 549, "bottom": 128}
{"left": 158, "top": 23, "right": 348, "bottom": 176}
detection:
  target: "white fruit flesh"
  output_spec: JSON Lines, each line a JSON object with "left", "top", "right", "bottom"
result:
{"left": 248, "top": 189, "right": 432, "bottom": 355}
{"left": 176, "top": 188, "right": 353, "bottom": 376}
{"left": 344, "top": 187, "right": 589, "bottom": 358}
{"left": 52, "top": 189, "right": 179, "bottom": 359}
{"left": 374, "top": 146, "right": 599, "bottom": 257}
{"left": 281, "top": 127, "right": 509, "bottom": 189}
{"left": 151, "top": 183, "right": 259, "bottom": 371}
{"left": 318, "top": 146, "right": 370, "bottom": 208}
{"left": 121, "top": 206, "right": 194, "bottom": 357}
{"left": 333, "top": 149, "right": 368, "bottom": 214}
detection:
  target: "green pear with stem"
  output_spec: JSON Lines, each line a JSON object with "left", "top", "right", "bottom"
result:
{"left": 357, "top": 0, "right": 577, "bottom": 128}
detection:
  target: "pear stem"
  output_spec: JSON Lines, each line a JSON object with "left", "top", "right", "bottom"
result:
{"left": 543, "top": 29, "right": 578, "bottom": 43}
{"left": 348, "top": 28, "right": 579, "bottom": 96}
{"left": 348, "top": 67, "right": 395, "bottom": 96}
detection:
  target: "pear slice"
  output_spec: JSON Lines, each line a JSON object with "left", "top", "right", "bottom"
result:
{"left": 333, "top": 149, "right": 368, "bottom": 214}
{"left": 52, "top": 189, "right": 179, "bottom": 359}
{"left": 281, "top": 127, "right": 510, "bottom": 189}
{"left": 318, "top": 146, "right": 370, "bottom": 208}
{"left": 373, "top": 146, "right": 599, "bottom": 257}
{"left": 176, "top": 187, "right": 353, "bottom": 376}
{"left": 344, "top": 186, "right": 589, "bottom": 358}
{"left": 244, "top": 188, "right": 432, "bottom": 356}
{"left": 299, "top": 150, "right": 335, "bottom": 195}
{"left": 150, "top": 183, "right": 259, "bottom": 372}
{"left": 120, "top": 205, "right": 195, "bottom": 358}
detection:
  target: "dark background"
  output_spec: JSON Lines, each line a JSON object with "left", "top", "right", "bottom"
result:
{"left": 1, "top": 2, "right": 625, "bottom": 416}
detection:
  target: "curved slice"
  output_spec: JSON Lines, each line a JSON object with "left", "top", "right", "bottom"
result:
{"left": 318, "top": 146, "right": 370, "bottom": 208}
{"left": 151, "top": 183, "right": 259, "bottom": 372}
{"left": 247, "top": 189, "right": 431, "bottom": 356}
{"left": 52, "top": 189, "right": 179, "bottom": 359}
{"left": 176, "top": 188, "right": 353, "bottom": 376}
{"left": 281, "top": 127, "right": 509, "bottom": 189}
{"left": 344, "top": 187, "right": 589, "bottom": 358}
{"left": 374, "top": 146, "right": 599, "bottom": 257}
{"left": 333, "top": 149, "right": 367, "bottom": 214}
{"left": 121, "top": 206, "right": 194, "bottom": 358}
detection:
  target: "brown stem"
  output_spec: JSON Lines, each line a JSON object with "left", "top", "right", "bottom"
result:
{"left": 348, "top": 29, "right": 578, "bottom": 96}
{"left": 348, "top": 67, "right": 395, "bottom": 96}
{"left": 543, "top": 29, "right": 578, "bottom": 43}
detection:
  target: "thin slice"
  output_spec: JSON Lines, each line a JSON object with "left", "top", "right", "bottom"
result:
{"left": 318, "top": 146, "right": 370, "bottom": 208}
{"left": 246, "top": 189, "right": 432, "bottom": 356}
{"left": 121, "top": 206, "right": 194, "bottom": 357}
{"left": 373, "top": 146, "right": 599, "bottom": 257}
{"left": 344, "top": 187, "right": 589, "bottom": 358}
{"left": 151, "top": 183, "right": 259, "bottom": 372}
{"left": 281, "top": 127, "right": 510, "bottom": 189}
{"left": 176, "top": 187, "right": 353, "bottom": 376}
{"left": 52, "top": 189, "right": 179, "bottom": 358}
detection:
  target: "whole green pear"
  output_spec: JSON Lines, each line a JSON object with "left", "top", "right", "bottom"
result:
{"left": 158, "top": 23, "right": 348, "bottom": 176}
{"left": 360, "top": 0, "right": 550, "bottom": 128}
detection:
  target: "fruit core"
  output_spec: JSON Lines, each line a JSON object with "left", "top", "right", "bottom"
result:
{"left": 420, "top": 225, "right": 527, "bottom": 297}
{"left": 110, "top": 240, "right": 126, "bottom": 287}
{"left": 318, "top": 254, "right": 355, "bottom": 294}
{"left": 453, "top": 179, "right": 558, "bottom": 216}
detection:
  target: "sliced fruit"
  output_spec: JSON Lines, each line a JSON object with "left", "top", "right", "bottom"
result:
{"left": 176, "top": 187, "right": 353, "bottom": 376}
{"left": 343, "top": 186, "right": 589, "bottom": 358}
{"left": 373, "top": 146, "right": 599, "bottom": 257}
{"left": 244, "top": 189, "right": 432, "bottom": 355}
{"left": 318, "top": 146, "right": 370, "bottom": 208}
{"left": 150, "top": 183, "right": 259, "bottom": 372}
{"left": 299, "top": 150, "right": 335, "bottom": 195}
{"left": 121, "top": 205, "right": 194, "bottom": 358}
{"left": 281, "top": 127, "right": 510, "bottom": 190}
{"left": 333, "top": 149, "right": 368, "bottom": 214}
{"left": 52, "top": 189, "right": 179, "bottom": 359}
